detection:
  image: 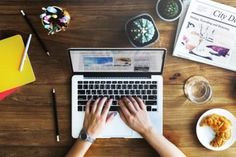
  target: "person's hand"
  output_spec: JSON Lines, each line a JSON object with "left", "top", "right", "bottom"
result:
{"left": 118, "top": 96, "right": 153, "bottom": 136}
{"left": 83, "top": 97, "right": 117, "bottom": 139}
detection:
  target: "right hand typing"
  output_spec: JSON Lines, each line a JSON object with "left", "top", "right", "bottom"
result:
{"left": 118, "top": 96, "right": 153, "bottom": 136}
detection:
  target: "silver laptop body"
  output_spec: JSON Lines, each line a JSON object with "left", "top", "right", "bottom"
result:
{"left": 69, "top": 48, "right": 166, "bottom": 138}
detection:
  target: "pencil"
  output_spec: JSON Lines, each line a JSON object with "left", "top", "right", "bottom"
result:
{"left": 20, "top": 10, "right": 50, "bottom": 56}
{"left": 19, "top": 34, "right": 32, "bottom": 72}
{"left": 52, "top": 88, "right": 60, "bottom": 142}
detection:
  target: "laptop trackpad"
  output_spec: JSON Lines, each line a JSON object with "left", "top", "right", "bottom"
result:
{"left": 101, "top": 114, "right": 132, "bottom": 138}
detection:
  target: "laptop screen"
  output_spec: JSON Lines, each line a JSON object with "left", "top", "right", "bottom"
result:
{"left": 69, "top": 48, "right": 166, "bottom": 74}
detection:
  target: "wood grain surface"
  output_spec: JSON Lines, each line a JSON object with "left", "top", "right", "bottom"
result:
{"left": 0, "top": 0, "right": 236, "bottom": 157}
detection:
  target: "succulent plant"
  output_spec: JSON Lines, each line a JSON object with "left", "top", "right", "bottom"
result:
{"left": 158, "top": 0, "right": 181, "bottom": 19}
{"left": 126, "top": 14, "right": 159, "bottom": 47}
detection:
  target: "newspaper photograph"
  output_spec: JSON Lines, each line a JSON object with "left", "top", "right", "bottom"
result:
{"left": 173, "top": 0, "right": 236, "bottom": 71}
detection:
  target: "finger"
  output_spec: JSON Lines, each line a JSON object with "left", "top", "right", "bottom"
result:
{"left": 106, "top": 112, "right": 117, "bottom": 123}
{"left": 118, "top": 99, "right": 131, "bottom": 119}
{"left": 91, "top": 97, "right": 100, "bottom": 113}
{"left": 102, "top": 98, "right": 112, "bottom": 117}
{"left": 122, "top": 97, "right": 137, "bottom": 114}
{"left": 128, "top": 96, "right": 140, "bottom": 111}
{"left": 85, "top": 98, "right": 92, "bottom": 115}
{"left": 96, "top": 97, "right": 107, "bottom": 115}
{"left": 135, "top": 97, "right": 146, "bottom": 110}
{"left": 118, "top": 110, "right": 128, "bottom": 125}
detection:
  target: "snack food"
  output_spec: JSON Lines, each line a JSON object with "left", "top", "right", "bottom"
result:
{"left": 200, "top": 114, "right": 232, "bottom": 147}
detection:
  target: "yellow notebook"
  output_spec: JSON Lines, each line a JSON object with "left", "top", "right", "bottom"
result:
{"left": 0, "top": 35, "right": 35, "bottom": 92}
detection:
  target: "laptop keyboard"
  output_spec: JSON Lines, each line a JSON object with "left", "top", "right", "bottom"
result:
{"left": 77, "top": 80, "right": 158, "bottom": 112}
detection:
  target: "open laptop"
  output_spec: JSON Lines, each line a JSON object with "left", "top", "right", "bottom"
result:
{"left": 69, "top": 48, "right": 166, "bottom": 138}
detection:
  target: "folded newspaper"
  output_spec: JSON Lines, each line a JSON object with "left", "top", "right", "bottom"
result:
{"left": 173, "top": 0, "right": 236, "bottom": 71}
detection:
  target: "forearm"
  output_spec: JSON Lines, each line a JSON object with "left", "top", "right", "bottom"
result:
{"left": 143, "top": 128, "right": 186, "bottom": 157}
{"left": 66, "top": 140, "right": 92, "bottom": 157}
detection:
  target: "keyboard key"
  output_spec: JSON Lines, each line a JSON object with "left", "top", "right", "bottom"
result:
{"left": 84, "top": 81, "right": 88, "bottom": 84}
{"left": 114, "top": 90, "right": 118, "bottom": 94}
{"left": 141, "top": 81, "right": 145, "bottom": 84}
{"left": 117, "top": 85, "right": 121, "bottom": 89}
{"left": 103, "top": 90, "right": 107, "bottom": 94}
{"left": 89, "top": 85, "right": 93, "bottom": 88}
{"left": 147, "top": 81, "right": 151, "bottom": 84}
{"left": 146, "top": 106, "right": 152, "bottom": 111}
{"left": 78, "top": 81, "right": 83, "bottom": 84}
{"left": 122, "top": 85, "right": 126, "bottom": 89}
{"left": 110, "top": 106, "right": 119, "bottom": 111}
{"left": 135, "top": 81, "right": 140, "bottom": 84}
{"left": 130, "top": 90, "right": 135, "bottom": 95}
{"left": 78, "top": 90, "right": 85, "bottom": 94}
{"left": 152, "top": 81, "right": 157, "bottom": 84}
{"left": 143, "top": 95, "right": 147, "bottom": 100}
{"left": 78, "top": 95, "right": 86, "bottom": 100}
{"left": 78, "top": 85, "right": 83, "bottom": 89}
{"left": 141, "top": 90, "right": 146, "bottom": 94}
{"left": 152, "top": 108, "right": 157, "bottom": 112}
{"left": 100, "top": 85, "right": 104, "bottom": 89}
{"left": 129, "top": 81, "right": 134, "bottom": 84}
{"left": 145, "top": 101, "right": 157, "bottom": 105}
{"left": 111, "top": 85, "right": 116, "bottom": 89}
{"left": 106, "top": 84, "right": 110, "bottom": 89}
{"left": 84, "top": 84, "right": 88, "bottom": 89}
{"left": 89, "top": 81, "right": 94, "bottom": 84}
{"left": 147, "top": 90, "right": 151, "bottom": 94}
{"left": 112, "top": 81, "right": 117, "bottom": 84}
{"left": 108, "top": 90, "right": 113, "bottom": 94}
{"left": 148, "top": 95, "right": 157, "bottom": 100}
{"left": 92, "top": 90, "right": 96, "bottom": 94}
{"left": 144, "top": 85, "right": 148, "bottom": 89}
{"left": 138, "top": 85, "right": 143, "bottom": 89}
{"left": 95, "top": 85, "right": 99, "bottom": 89}
{"left": 78, "top": 101, "right": 87, "bottom": 106}
{"left": 133, "top": 85, "right": 138, "bottom": 89}
{"left": 128, "top": 85, "right": 132, "bottom": 88}
{"left": 119, "top": 90, "right": 124, "bottom": 94}
{"left": 107, "top": 81, "right": 111, "bottom": 84}
{"left": 118, "top": 81, "right": 122, "bottom": 84}
{"left": 95, "top": 81, "right": 100, "bottom": 84}
{"left": 136, "top": 90, "right": 140, "bottom": 94}
{"left": 78, "top": 106, "right": 83, "bottom": 111}
{"left": 125, "top": 90, "right": 129, "bottom": 94}
{"left": 152, "top": 90, "right": 157, "bottom": 94}
{"left": 86, "top": 90, "right": 90, "bottom": 94}
{"left": 150, "top": 85, "right": 157, "bottom": 89}
{"left": 124, "top": 81, "right": 128, "bottom": 84}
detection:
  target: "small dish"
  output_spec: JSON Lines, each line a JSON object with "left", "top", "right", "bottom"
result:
{"left": 196, "top": 108, "right": 236, "bottom": 151}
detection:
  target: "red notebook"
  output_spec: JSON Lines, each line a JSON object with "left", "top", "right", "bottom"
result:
{"left": 0, "top": 88, "right": 17, "bottom": 101}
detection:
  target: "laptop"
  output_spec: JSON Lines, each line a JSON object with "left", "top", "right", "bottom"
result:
{"left": 69, "top": 48, "right": 166, "bottom": 138}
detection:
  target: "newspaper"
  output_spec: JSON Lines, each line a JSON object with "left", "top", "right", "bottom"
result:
{"left": 71, "top": 50, "right": 163, "bottom": 72}
{"left": 173, "top": 0, "right": 236, "bottom": 71}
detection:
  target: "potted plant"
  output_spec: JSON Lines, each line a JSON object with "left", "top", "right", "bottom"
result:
{"left": 156, "top": 0, "right": 183, "bottom": 22}
{"left": 125, "top": 13, "right": 159, "bottom": 47}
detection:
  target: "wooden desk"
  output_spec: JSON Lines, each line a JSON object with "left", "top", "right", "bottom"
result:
{"left": 0, "top": 0, "right": 236, "bottom": 156}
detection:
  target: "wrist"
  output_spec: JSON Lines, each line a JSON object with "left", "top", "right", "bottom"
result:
{"left": 141, "top": 126, "right": 154, "bottom": 138}
{"left": 79, "top": 129, "right": 96, "bottom": 143}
